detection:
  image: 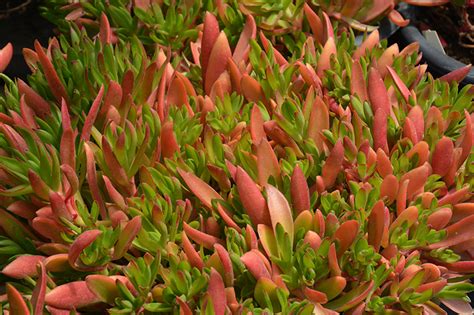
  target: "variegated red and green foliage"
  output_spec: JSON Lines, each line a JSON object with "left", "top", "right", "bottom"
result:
{"left": 0, "top": 5, "right": 473, "bottom": 315}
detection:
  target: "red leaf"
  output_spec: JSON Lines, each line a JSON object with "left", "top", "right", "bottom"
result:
{"left": 181, "top": 231, "right": 204, "bottom": 270}
{"left": 84, "top": 143, "right": 107, "bottom": 219}
{"left": 207, "top": 268, "right": 227, "bottom": 315}
{"left": 45, "top": 281, "right": 101, "bottom": 310}
{"left": 240, "top": 249, "right": 271, "bottom": 280}
{"left": 81, "top": 85, "right": 104, "bottom": 141}
{"left": 351, "top": 60, "right": 368, "bottom": 102}
{"left": 256, "top": 138, "right": 280, "bottom": 186}
{"left": 113, "top": 216, "right": 141, "bottom": 259}
{"left": 290, "top": 165, "right": 310, "bottom": 214}
{"left": 368, "top": 200, "right": 385, "bottom": 251}
{"left": 236, "top": 166, "right": 270, "bottom": 226}
{"left": 307, "top": 96, "right": 329, "bottom": 152}
{"left": 368, "top": 67, "right": 390, "bottom": 115}
{"left": 2, "top": 255, "right": 45, "bottom": 279}
{"left": 439, "top": 64, "right": 472, "bottom": 83}
{"left": 99, "top": 13, "right": 112, "bottom": 45}
{"left": 387, "top": 66, "right": 410, "bottom": 102}
{"left": 31, "top": 262, "right": 47, "bottom": 315}
{"left": 266, "top": 184, "right": 294, "bottom": 244}
{"left": 431, "top": 136, "right": 454, "bottom": 177}
{"left": 183, "top": 222, "right": 224, "bottom": 250}
{"left": 160, "top": 120, "right": 180, "bottom": 159}
{"left": 6, "top": 284, "right": 30, "bottom": 315}
{"left": 353, "top": 30, "right": 379, "bottom": 60}
{"left": 0, "top": 42, "right": 13, "bottom": 72}
{"left": 317, "top": 37, "right": 336, "bottom": 77}
{"left": 17, "top": 79, "right": 51, "bottom": 119}
{"left": 333, "top": 220, "right": 359, "bottom": 256}
{"left": 233, "top": 14, "right": 256, "bottom": 64}
{"left": 322, "top": 140, "right": 344, "bottom": 188}
{"left": 68, "top": 229, "right": 102, "bottom": 270}
{"left": 205, "top": 32, "right": 231, "bottom": 95}
{"left": 201, "top": 13, "right": 220, "bottom": 89}
{"left": 34, "top": 40, "right": 69, "bottom": 104}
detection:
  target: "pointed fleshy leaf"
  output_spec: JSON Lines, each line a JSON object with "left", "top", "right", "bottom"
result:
{"left": 427, "top": 208, "right": 452, "bottom": 231}
{"left": 368, "top": 200, "right": 385, "bottom": 251}
{"left": 351, "top": 60, "right": 368, "bottom": 102}
{"left": 17, "top": 79, "right": 51, "bottom": 119}
{"left": 303, "top": 4, "right": 324, "bottom": 44}
{"left": 373, "top": 109, "right": 389, "bottom": 153}
{"left": 303, "top": 287, "right": 328, "bottom": 304}
{"left": 236, "top": 166, "right": 271, "bottom": 226}
{"left": 233, "top": 14, "right": 256, "bottom": 64}
{"left": 6, "top": 284, "right": 30, "bottom": 315}
{"left": 460, "top": 110, "right": 472, "bottom": 165}
{"left": 45, "top": 281, "right": 101, "bottom": 310}
{"left": 400, "top": 162, "right": 432, "bottom": 200}
{"left": 333, "top": 220, "right": 359, "bottom": 256}
{"left": 31, "top": 262, "right": 47, "bottom": 315}
{"left": 388, "top": 9, "right": 410, "bottom": 27}
{"left": 161, "top": 120, "right": 180, "bottom": 159}
{"left": 201, "top": 12, "right": 220, "bottom": 88}
{"left": 406, "top": 141, "right": 430, "bottom": 166}
{"left": 256, "top": 138, "right": 280, "bottom": 186}
{"left": 113, "top": 216, "right": 141, "bottom": 259}
{"left": 317, "top": 37, "right": 336, "bottom": 77}
{"left": 353, "top": 30, "right": 379, "bottom": 60}
{"left": 307, "top": 96, "right": 329, "bottom": 152}
{"left": 183, "top": 222, "right": 224, "bottom": 250}
{"left": 0, "top": 42, "right": 13, "bottom": 72}
{"left": 84, "top": 143, "right": 107, "bottom": 219}
{"left": 429, "top": 214, "right": 474, "bottom": 249}
{"left": 81, "top": 85, "right": 104, "bottom": 141}
{"left": 315, "top": 276, "right": 347, "bottom": 301}
{"left": 439, "top": 64, "right": 472, "bottom": 83}
{"left": 390, "top": 206, "right": 419, "bottom": 234}
{"left": 68, "top": 229, "right": 102, "bottom": 270}
{"left": 322, "top": 140, "right": 344, "bottom": 188}
{"left": 368, "top": 67, "right": 390, "bottom": 115}
{"left": 290, "top": 165, "right": 310, "bottom": 214}
{"left": 325, "top": 281, "right": 374, "bottom": 312}
{"left": 240, "top": 249, "right": 271, "bottom": 281}
{"left": 34, "top": 40, "right": 69, "bottom": 104}
{"left": 303, "top": 230, "right": 322, "bottom": 251}
{"left": 376, "top": 148, "right": 392, "bottom": 177}
{"left": 178, "top": 168, "right": 223, "bottom": 209}
{"left": 99, "top": 13, "right": 112, "bottom": 44}
{"left": 207, "top": 268, "right": 227, "bottom": 315}
{"left": 386, "top": 66, "right": 410, "bottom": 102}
{"left": 182, "top": 230, "right": 204, "bottom": 270}
{"left": 205, "top": 32, "right": 231, "bottom": 95}
{"left": 2, "top": 255, "right": 45, "bottom": 279}
{"left": 250, "top": 105, "right": 265, "bottom": 144}
{"left": 432, "top": 136, "right": 454, "bottom": 177}
{"left": 407, "top": 105, "right": 425, "bottom": 142}
{"left": 266, "top": 184, "right": 294, "bottom": 245}
{"left": 241, "top": 74, "right": 267, "bottom": 106}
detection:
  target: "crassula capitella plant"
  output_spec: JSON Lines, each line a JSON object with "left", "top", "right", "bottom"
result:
{"left": 0, "top": 4, "right": 473, "bottom": 314}
{"left": 41, "top": 0, "right": 454, "bottom": 44}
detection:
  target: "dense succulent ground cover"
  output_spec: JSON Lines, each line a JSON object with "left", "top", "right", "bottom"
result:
{"left": 0, "top": 1, "right": 473, "bottom": 314}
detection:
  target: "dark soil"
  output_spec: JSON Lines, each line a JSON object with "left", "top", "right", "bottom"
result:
{"left": 417, "top": 5, "right": 474, "bottom": 64}
{"left": 0, "top": 0, "right": 55, "bottom": 80}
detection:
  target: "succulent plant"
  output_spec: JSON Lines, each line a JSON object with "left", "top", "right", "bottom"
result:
{"left": 0, "top": 5, "right": 473, "bottom": 315}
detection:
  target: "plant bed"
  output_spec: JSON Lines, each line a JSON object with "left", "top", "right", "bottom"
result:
{"left": 391, "top": 4, "right": 474, "bottom": 85}
{"left": 0, "top": 2, "right": 473, "bottom": 314}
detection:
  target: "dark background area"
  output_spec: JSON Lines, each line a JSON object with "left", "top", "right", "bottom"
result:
{"left": 0, "top": 0, "right": 54, "bottom": 80}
